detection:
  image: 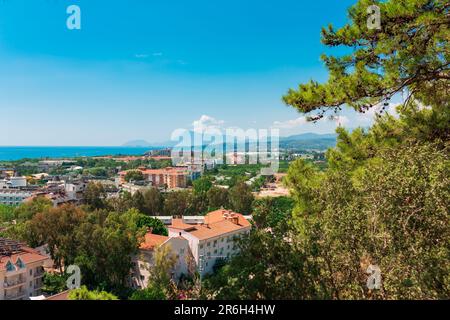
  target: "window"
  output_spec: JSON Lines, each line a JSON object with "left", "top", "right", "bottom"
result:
{"left": 6, "top": 261, "right": 15, "bottom": 272}
{"left": 30, "top": 269, "right": 33, "bottom": 276}
{"left": 199, "top": 244, "right": 204, "bottom": 249}
{"left": 207, "top": 242, "right": 211, "bottom": 247}
{"left": 16, "top": 258, "right": 25, "bottom": 269}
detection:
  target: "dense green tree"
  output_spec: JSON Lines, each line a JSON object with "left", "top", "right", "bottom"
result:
{"left": 228, "top": 182, "right": 254, "bottom": 215}
{"left": 30, "top": 204, "right": 86, "bottom": 272}
{"left": 73, "top": 209, "right": 144, "bottom": 296}
{"left": 84, "top": 182, "right": 107, "bottom": 210}
{"left": 192, "top": 177, "right": 213, "bottom": 214}
{"left": 129, "top": 285, "right": 166, "bottom": 300}
{"left": 282, "top": 0, "right": 449, "bottom": 124}
{"left": 136, "top": 214, "right": 168, "bottom": 236}
{"left": 14, "top": 196, "right": 52, "bottom": 221}
{"left": 68, "top": 286, "right": 118, "bottom": 300}
{"left": 207, "top": 187, "right": 229, "bottom": 211}
{"left": 0, "top": 204, "right": 15, "bottom": 223}
{"left": 163, "top": 191, "right": 193, "bottom": 216}
{"left": 107, "top": 191, "right": 134, "bottom": 213}
{"left": 42, "top": 273, "right": 69, "bottom": 296}
{"left": 132, "top": 191, "right": 146, "bottom": 214}
{"left": 142, "top": 187, "right": 164, "bottom": 216}
{"left": 124, "top": 170, "right": 145, "bottom": 182}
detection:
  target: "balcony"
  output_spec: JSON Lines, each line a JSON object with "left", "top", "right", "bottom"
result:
{"left": 5, "top": 291, "right": 26, "bottom": 300}
{"left": 4, "top": 277, "right": 26, "bottom": 289}
{"left": 34, "top": 269, "right": 45, "bottom": 278}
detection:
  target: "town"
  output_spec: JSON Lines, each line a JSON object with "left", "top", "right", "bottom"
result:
{"left": 0, "top": 147, "right": 325, "bottom": 300}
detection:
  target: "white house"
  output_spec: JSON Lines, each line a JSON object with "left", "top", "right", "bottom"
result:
{"left": 0, "top": 239, "right": 50, "bottom": 300}
{"left": 130, "top": 233, "right": 193, "bottom": 289}
{"left": 168, "top": 209, "right": 251, "bottom": 276}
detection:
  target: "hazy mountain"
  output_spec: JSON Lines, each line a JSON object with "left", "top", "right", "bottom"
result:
{"left": 122, "top": 140, "right": 153, "bottom": 147}
{"left": 124, "top": 133, "right": 337, "bottom": 151}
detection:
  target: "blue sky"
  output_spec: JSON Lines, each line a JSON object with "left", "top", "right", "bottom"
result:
{"left": 0, "top": 0, "right": 389, "bottom": 146}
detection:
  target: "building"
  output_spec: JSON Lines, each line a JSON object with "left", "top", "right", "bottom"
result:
{"left": 0, "top": 190, "right": 33, "bottom": 206}
{"left": 130, "top": 233, "right": 192, "bottom": 289}
{"left": 168, "top": 209, "right": 251, "bottom": 276}
{"left": 0, "top": 176, "right": 27, "bottom": 190}
{"left": 119, "top": 167, "right": 188, "bottom": 189}
{"left": 0, "top": 238, "right": 50, "bottom": 300}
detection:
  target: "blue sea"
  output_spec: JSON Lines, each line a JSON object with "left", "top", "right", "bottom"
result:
{"left": 0, "top": 146, "right": 158, "bottom": 161}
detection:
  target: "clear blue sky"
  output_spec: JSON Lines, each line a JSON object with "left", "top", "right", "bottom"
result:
{"left": 0, "top": 0, "right": 382, "bottom": 146}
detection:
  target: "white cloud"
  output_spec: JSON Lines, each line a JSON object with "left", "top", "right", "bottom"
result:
{"left": 192, "top": 115, "right": 225, "bottom": 133}
{"left": 330, "top": 115, "right": 350, "bottom": 127}
{"left": 272, "top": 117, "right": 308, "bottom": 129}
{"left": 356, "top": 102, "right": 400, "bottom": 124}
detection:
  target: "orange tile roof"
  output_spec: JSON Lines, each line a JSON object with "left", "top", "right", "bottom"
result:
{"left": 46, "top": 290, "right": 71, "bottom": 300}
{"left": 0, "top": 246, "right": 49, "bottom": 271}
{"left": 169, "top": 210, "right": 251, "bottom": 240}
{"left": 170, "top": 218, "right": 197, "bottom": 231}
{"left": 139, "top": 233, "right": 169, "bottom": 250}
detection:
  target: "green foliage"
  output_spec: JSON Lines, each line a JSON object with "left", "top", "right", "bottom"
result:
{"left": 129, "top": 285, "right": 167, "bottom": 300}
{"left": 84, "top": 182, "right": 107, "bottom": 210}
{"left": 205, "top": 0, "right": 449, "bottom": 300}
{"left": 142, "top": 188, "right": 164, "bottom": 216}
{"left": 228, "top": 182, "right": 254, "bottom": 215}
{"left": 207, "top": 187, "right": 229, "bottom": 211}
{"left": 136, "top": 214, "right": 168, "bottom": 236}
{"left": 42, "top": 273, "right": 69, "bottom": 296}
{"left": 0, "top": 204, "right": 15, "bottom": 223}
{"left": 68, "top": 286, "right": 119, "bottom": 300}
{"left": 252, "top": 197, "right": 294, "bottom": 230}
{"left": 283, "top": 0, "right": 449, "bottom": 120}
{"left": 164, "top": 191, "right": 193, "bottom": 216}
{"left": 14, "top": 197, "right": 52, "bottom": 221}
{"left": 125, "top": 170, "right": 145, "bottom": 182}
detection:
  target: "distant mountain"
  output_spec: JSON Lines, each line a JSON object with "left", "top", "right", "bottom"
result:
{"left": 280, "top": 133, "right": 337, "bottom": 150}
{"left": 124, "top": 132, "right": 337, "bottom": 151}
{"left": 122, "top": 140, "right": 152, "bottom": 147}
{"left": 281, "top": 133, "right": 337, "bottom": 141}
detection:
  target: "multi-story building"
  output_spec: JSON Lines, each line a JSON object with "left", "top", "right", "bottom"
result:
{"left": 0, "top": 238, "right": 50, "bottom": 300}
{"left": 0, "top": 190, "right": 33, "bottom": 206}
{"left": 130, "top": 233, "right": 192, "bottom": 289}
{"left": 119, "top": 167, "right": 188, "bottom": 189}
{"left": 168, "top": 209, "right": 251, "bottom": 276}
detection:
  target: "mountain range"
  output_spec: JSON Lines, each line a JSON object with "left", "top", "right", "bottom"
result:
{"left": 123, "top": 133, "right": 337, "bottom": 151}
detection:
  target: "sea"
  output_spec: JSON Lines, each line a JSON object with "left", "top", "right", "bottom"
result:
{"left": 0, "top": 146, "right": 158, "bottom": 161}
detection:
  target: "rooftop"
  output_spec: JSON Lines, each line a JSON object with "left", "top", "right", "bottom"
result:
{"left": 169, "top": 209, "right": 251, "bottom": 240}
{"left": 139, "top": 233, "right": 169, "bottom": 250}
{"left": 0, "top": 238, "right": 49, "bottom": 272}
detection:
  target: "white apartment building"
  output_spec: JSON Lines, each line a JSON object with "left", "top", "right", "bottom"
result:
{"left": 168, "top": 209, "right": 251, "bottom": 276}
{"left": 0, "top": 239, "right": 50, "bottom": 300}
{"left": 0, "top": 190, "right": 33, "bottom": 206}
{"left": 130, "top": 233, "right": 192, "bottom": 289}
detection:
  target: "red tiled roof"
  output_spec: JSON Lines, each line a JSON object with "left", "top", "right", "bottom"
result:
{"left": 169, "top": 210, "right": 251, "bottom": 240}
{"left": 46, "top": 290, "right": 71, "bottom": 300}
{"left": 139, "top": 233, "right": 169, "bottom": 250}
{"left": 0, "top": 246, "right": 49, "bottom": 271}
